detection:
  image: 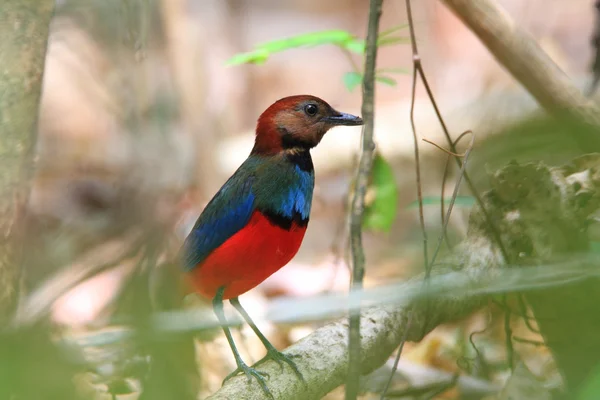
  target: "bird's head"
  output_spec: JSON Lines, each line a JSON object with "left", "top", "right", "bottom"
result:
{"left": 252, "top": 95, "right": 363, "bottom": 155}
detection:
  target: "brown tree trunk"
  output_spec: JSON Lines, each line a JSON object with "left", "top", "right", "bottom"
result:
{"left": 0, "top": 0, "right": 54, "bottom": 319}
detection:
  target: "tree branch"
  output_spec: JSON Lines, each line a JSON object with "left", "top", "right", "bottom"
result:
{"left": 440, "top": 0, "right": 600, "bottom": 131}
{"left": 0, "top": 0, "right": 54, "bottom": 319}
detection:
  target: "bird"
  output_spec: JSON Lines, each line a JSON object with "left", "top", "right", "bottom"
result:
{"left": 180, "top": 95, "right": 362, "bottom": 397}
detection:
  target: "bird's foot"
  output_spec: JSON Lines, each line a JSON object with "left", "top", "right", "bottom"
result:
{"left": 255, "top": 348, "right": 304, "bottom": 382}
{"left": 223, "top": 361, "right": 273, "bottom": 399}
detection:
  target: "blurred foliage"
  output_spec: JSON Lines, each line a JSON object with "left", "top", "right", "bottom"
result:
{"left": 1, "top": 246, "right": 200, "bottom": 399}
{"left": 227, "top": 26, "right": 409, "bottom": 91}
{"left": 578, "top": 363, "right": 600, "bottom": 400}
{"left": 467, "top": 115, "right": 600, "bottom": 190}
{"left": 0, "top": 325, "right": 83, "bottom": 399}
{"left": 363, "top": 153, "right": 399, "bottom": 232}
{"left": 590, "top": 241, "right": 600, "bottom": 254}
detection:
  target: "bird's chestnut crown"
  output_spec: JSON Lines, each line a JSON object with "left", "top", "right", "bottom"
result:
{"left": 252, "top": 95, "right": 363, "bottom": 155}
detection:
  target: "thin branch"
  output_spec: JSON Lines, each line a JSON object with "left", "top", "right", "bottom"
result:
{"left": 422, "top": 138, "right": 466, "bottom": 157}
{"left": 380, "top": 310, "right": 412, "bottom": 398}
{"left": 406, "top": 0, "right": 429, "bottom": 278}
{"left": 428, "top": 131, "right": 474, "bottom": 270}
{"left": 517, "top": 294, "right": 540, "bottom": 334}
{"left": 502, "top": 295, "right": 515, "bottom": 371}
{"left": 347, "top": 0, "right": 382, "bottom": 399}
{"left": 467, "top": 310, "right": 493, "bottom": 364}
{"left": 492, "top": 298, "right": 541, "bottom": 327}
{"left": 440, "top": 130, "right": 471, "bottom": 248}
{"left": 441, "top": 0, "right": 600, "bottom": 130}
{"left": 439, "top": 130, "right": 475, "bottom": 249}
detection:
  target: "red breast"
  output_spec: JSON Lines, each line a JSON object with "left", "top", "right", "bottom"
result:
{"left": 189, "top": 210, "right": 307, "bottom": 299}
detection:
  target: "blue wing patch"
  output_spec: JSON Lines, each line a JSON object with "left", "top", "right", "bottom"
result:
{"left": 180, "top": 176, "right": 255, "bottom": 271}
{"left": 279, "top": 165, "right": 314, "bottom": 219}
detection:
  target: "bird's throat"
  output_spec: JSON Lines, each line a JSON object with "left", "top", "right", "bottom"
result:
{"left": 284, "top": 148, "right": 313, "bottom": 172}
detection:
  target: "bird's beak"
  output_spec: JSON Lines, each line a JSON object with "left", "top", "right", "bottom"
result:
{"left": 325, "top": 111, "right": 363, "bottom": 126}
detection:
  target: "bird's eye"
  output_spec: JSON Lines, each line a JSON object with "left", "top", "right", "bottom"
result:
{"left": 304, "top": 104, "right": 318, "bottom": 116}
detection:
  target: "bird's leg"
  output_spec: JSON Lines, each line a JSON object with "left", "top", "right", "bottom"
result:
{"left": 230, "top": 297, "right": 304, "bottom": 382}
{"left": 212, "top": 287, "right": 273, "bottom": 398}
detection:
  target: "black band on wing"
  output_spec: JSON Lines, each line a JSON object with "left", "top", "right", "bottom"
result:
{"left": 262, "top": 209, "right": 309, "bottom": 230}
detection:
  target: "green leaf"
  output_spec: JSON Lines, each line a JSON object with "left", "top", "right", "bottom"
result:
{"left": 343, "top": 72, "right": 363, "bottom": 92}
{"left": 406, "top": 196, "right": 476, "bottom": 209}
{"left": 363, "top": 154, "right": 399, "bottom": 232}
{"left": 375, "top": 76, "right": 397, "bottom": 87}
{"left": 226, "top": 48, "right": 270, "bottom": 66}
{"left": 260, "top": 30, "right": 355, "bottom": 51}
{"left": 345, "top": 39, "right": 366, "bottom": 53}
{"left": 226, "top": 30, "right": 364, "bottom": 65}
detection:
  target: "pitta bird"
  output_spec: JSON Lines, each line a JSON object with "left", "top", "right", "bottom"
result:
{"left": 181, "top": 95, "right": 362, "bottom": 397}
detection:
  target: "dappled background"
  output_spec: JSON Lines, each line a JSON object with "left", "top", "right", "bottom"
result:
{"left": 20, "top": 0, "right": 598, "bottom": 398}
